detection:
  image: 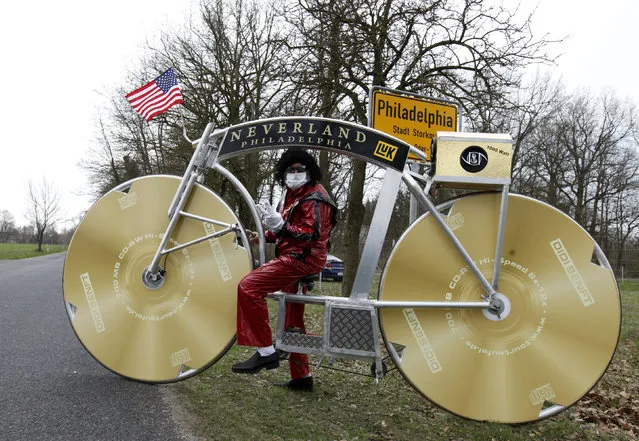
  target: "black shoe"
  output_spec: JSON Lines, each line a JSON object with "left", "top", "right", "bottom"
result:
{"left": 231, "top": 351, "right": 279, "bottom": 374}
{"left": 274, "top": 376, "right": 314, "bottom": 392}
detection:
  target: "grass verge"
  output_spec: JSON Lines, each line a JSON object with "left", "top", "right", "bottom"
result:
{"left": 0, "top": 243, "right": 67, "bottom": 259}
{"left": 173, "top": 281, "right": 638, "bottom": 441}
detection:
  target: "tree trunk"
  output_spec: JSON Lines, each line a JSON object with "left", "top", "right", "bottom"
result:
{"left": 37, "top": 229, "right": 44, "bottom": 252}
{"left": 319, "top": 151, "right": 334, "bottom": 201}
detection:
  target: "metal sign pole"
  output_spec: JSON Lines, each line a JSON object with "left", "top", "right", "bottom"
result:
{"left": 408, "top": 162, "right": 420, "bottom": 223}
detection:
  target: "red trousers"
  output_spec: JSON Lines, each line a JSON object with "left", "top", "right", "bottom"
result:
{"left": 237, "top": 255, "right": 321, "bottom": 379}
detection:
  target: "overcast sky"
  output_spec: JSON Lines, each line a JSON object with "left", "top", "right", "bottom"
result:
{"left": 0, "top": 0, "right": 637, "bottom": 228}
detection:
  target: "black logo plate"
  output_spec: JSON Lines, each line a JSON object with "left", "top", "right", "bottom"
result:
{"left": 460, "top": 146, "right": 488, "bottom": 173}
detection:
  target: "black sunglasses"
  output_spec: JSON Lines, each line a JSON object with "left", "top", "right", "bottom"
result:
{"left": 286, "top": 165, "right": 307, "bottom": 173}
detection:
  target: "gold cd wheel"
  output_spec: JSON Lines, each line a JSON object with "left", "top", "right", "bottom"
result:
{"left": 379, "top": 193, "right": 620, "bottom": 423}
{"left": 63, "top": 175, "right": 252, "bottom": 383}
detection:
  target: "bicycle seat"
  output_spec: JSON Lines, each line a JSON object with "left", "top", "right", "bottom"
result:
{"left": 298, "top": 274, "right": 319, "bottom": 292}
{"left": 300, "top": 274, "right": 319, "bottom": 284}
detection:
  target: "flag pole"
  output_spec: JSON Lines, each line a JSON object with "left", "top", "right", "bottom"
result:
{"left": 180, "top": 106, "right": 193, "bottom": 144}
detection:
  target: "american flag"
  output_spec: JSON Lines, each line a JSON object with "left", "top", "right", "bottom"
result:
{"left": 125, "top": 68, "right": 183, "bottom": 121}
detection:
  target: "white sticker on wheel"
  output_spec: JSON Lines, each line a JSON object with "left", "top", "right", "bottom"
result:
{"left": 170, "top": 348, "right": 191, "bottom": 367}
{"left": 204, "top": 223, "right": 232, "bottom": 281}
{"left": 445, "top": 213, "right": 464, "bottom": 231}
{"left": 550, "top": 238, "right": 594, "bottom": 306}
{"left": 80, "top": 272, "right": 106, "bottom": 333}
{"left": 118, "top": 191, "right": 138, "bottom": 210}
{"left": 403, "top": 308, "right": 442, "bottom": 373}
{"left": 529, "top": 383, "right": 556, "bottom": 405}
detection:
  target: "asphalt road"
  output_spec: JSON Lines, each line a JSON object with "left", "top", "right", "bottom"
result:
{"left": 0, "top": 253, "right": 195, "bottom": 441}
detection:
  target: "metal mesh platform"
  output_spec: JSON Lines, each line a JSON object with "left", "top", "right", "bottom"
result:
{"left": 281, "top": 332, "right": 323, "bottom": 349}
{"left": 272, "top": 294, "right": 380, "bottom": 359}
{"left": 328, "top": 306, "right": 376, "bottom": 353}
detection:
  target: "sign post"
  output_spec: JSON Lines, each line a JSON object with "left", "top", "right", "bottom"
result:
{"left": 368, "top": 87, "right": 459, "bottom": 222}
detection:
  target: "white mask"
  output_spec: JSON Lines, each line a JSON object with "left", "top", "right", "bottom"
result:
{"left": 285, "top": 172, "right": 309, "bottom": 190}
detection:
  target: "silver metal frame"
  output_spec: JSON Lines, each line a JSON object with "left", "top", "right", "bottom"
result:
{"left": 351, "top": 169, "right": 403, "bottom": 300}
{"left": 143, "top": 116, "right": 507, "bottom": 325}
{"left": 137, "top": 116, "right": 566, "bottom": 420}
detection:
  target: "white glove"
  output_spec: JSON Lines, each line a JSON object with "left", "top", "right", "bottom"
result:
{"left": 258, "top": 201, "right": 284, "bottom": 232}
{"left": 255, "top": 203, "right": 267, "bottom": 220}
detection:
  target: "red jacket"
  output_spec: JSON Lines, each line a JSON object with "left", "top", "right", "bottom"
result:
{"left": 265, "top": 183, "right": 337, "bottom": 270}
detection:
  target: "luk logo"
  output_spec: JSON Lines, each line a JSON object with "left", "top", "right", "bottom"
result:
{"left": 460, "top": 146, "right": 488, "bottom": 173}
{"left": 374, "top": 141, "right": 397, "bottom": 162}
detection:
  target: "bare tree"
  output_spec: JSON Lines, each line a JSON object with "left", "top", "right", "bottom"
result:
{"left": 90, "top": 0, "right": 290, "bottom": 228}
{"left": 463, "top": 71, "right": 566, "bottom": 184}
{"left": 88, "top": 0, "right": 562, "bottom": 295}
{"left": 605, "top": 189, "right": 639, "bottom": 274}
{"left": 84, "top": 116, "right": 125, "bottom": 199}
{"left": 26, "top": 178, "right": 62, "bottom": 252}
{"left": 513, "top": 89, "right": 639, "bottom": 270}
{"left": 286, "top": 0, "right": 560, "bottom": 295}
{"left": 0, "top": 209, "right": 15, "bottom": 242}
{"left": 521, "top": 91, "right": 637, "bottom": 224}
{"left": 177, "top": 0, "right": 290, "bottom": 226}
{"left": 18, "top": 225, "right": 35, "bottom": 244}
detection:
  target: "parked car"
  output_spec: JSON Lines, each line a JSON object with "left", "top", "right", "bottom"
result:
{"left": 321, "top": 254, "right": 344, "bottom": 281}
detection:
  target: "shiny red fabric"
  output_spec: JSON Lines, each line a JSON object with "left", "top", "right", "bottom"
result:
{"left": 266, "top": 183, "right": 334, "bottom": 267}
{"left": 237, "top": 183, "right": 335, "bottom": 379}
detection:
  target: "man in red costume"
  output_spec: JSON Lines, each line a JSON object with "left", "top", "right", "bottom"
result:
{"left": 232, "top": 149, "right": 337, "bottom": 391}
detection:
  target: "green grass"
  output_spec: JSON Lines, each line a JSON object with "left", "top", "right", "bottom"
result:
{"left": 172, "top": 281, "right": 639, "bottom": 441}
{"left": 618, "top": 280, "right": 639, "bottom": 292}
{"left": 0, "top": 243, "right": 67, "bottom": 259}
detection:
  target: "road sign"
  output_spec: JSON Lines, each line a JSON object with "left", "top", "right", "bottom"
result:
{"left": 370, "top": 88, "right": 458, "bottom": 161}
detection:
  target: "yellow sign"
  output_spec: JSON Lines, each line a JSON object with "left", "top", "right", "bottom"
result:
{"left": 371, "top": 89, "right": 458, "bottom": 161}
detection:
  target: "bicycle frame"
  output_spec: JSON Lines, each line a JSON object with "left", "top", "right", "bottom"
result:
{"left": 143, "top": 116, "right": 502, "bottom": 311}
{"left": 114, "top": 116, "right": 576, "bottom": 419}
